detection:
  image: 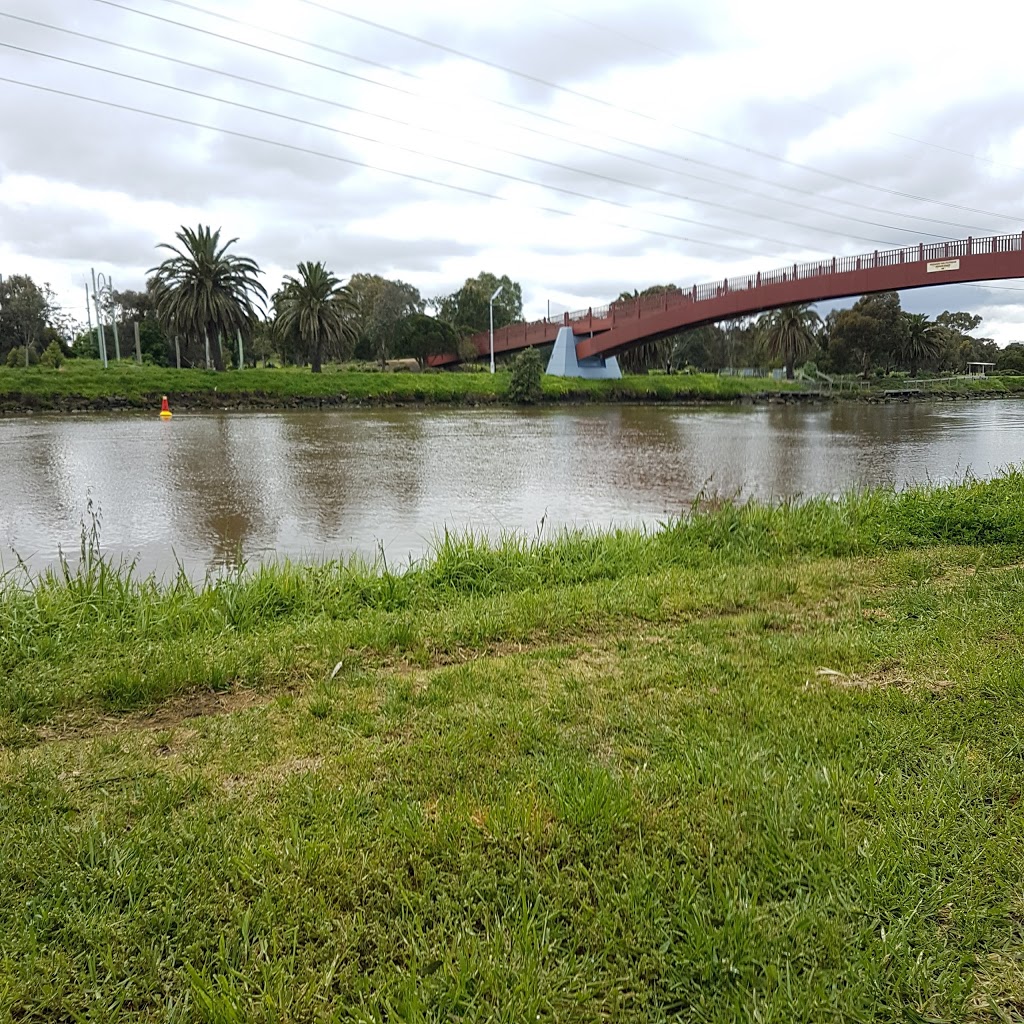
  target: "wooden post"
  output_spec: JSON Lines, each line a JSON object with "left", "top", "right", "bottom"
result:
{"left": 134, "top": 321, "right": 142, "bottom": 364}
{"left": 174, "top": 335, "right": 181, "bottom": 370}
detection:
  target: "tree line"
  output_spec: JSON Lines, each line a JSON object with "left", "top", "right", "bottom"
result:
{"left": 1, "top": 225, "right": 525, "bottom": 373}
{"left": 616, "top": 285, "right": 1024, "bottom": 378}
{"left": 3, "top": 225, "right": 1021, "bottom": 375}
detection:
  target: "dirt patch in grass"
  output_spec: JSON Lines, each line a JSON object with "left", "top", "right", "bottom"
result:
{"left": 38, "top": 686, "right": 280, "bottom": 744}
{"left": 812, "top": 663, "right": 956, "bottom": 693}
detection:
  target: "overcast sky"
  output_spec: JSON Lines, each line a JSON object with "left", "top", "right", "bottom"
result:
{"left": 1, "top": 0, "right": 1023, "bottom": 341}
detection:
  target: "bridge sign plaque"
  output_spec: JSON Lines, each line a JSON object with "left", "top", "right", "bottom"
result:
{"left": 926, "top": 259, "right": 961, "bottom": 273}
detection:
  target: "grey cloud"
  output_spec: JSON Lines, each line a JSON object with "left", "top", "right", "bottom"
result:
{"left": 0, "top": 203, "right": 153, "bottom": 265}
{"left": 245, "top": 227, "right": 478, "bottom": 278}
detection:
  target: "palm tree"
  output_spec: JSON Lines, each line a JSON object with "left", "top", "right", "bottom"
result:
{"left": 757, "top": 304, "right": 822, "bottom": 379}
{"left": 276, "top": 262, "right": 357, "bottom": 373}
{"left": 149, "top": 225, "right": 265, "bottom": 371}
{"left": 900, "top": 313, "right": 942, "bottom": 378}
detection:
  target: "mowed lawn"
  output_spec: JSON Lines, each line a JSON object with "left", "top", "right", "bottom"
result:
{"left": 2, "top": 476, "right": 1024, "bottom": 1021}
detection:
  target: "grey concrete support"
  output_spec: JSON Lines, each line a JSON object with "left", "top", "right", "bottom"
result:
{"left": 545, "top": 326, "right": 621, "bottom": 379}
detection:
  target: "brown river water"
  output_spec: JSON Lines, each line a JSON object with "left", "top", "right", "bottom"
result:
{"left": 2, "top": 401, "right": 1023, "bottom": 579}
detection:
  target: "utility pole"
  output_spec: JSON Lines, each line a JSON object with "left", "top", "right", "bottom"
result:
{"left": 85, "top": 283, "right": 95, "bottom": 353}
{"left": 134, "top": 321, "right": 142, "bottom": 364}
{"left": 108, "top": 276, "right": 121, "bottom": 361}
{"left": 237, "top": 328, "right": 244, "bottom": 370}
{"left": 174, "top": 335, "right": 181, "bottom": 370}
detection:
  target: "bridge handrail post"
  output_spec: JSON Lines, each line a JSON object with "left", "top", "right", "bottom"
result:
{"left": 967, "top": 236, "right": 973, "bottom": 255}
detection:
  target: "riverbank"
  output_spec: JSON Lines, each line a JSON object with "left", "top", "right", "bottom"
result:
{"left": 3, "top": 475, "right": 1024, "bottom": 1018}
{"left": 0, "top": 362, "right": 803, "bottom": 414}
{"left": 3, "top": 363, "right": 1023, "bottom": 415}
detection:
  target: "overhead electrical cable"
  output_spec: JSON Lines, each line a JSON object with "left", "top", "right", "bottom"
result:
{"left": 0, "top": 74, "right": 789, "bottom": 257}
{"left": 85, "top": 0, "right": 1008, "bottom": 237}
{"left": 0, "top": 42, "right": 854, "bottom": 252}
{"left": 550, "top": 5, "right": 1024, "bottom": 175}
{"left": 290, "top": 0, "right": 1020, "bottom": 222}
{"left": 0, "top": 22, "right": 961, "bottom": 247}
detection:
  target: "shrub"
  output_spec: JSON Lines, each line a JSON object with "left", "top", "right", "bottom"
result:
{"left": 508, "top": 347, "right": 543, "bottom": 404}
{"left": 5, "top": 346, "right": 39, "bottom": 367}
{"left": 40, "top": 341, "right": 65, "bottom": 369}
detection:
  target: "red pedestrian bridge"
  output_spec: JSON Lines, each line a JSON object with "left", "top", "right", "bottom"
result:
{"left": 437, "top": 232, "right": 1024, "bottom": 367}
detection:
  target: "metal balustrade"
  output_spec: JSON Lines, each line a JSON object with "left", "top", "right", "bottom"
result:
{"left": 468, "top": 232, "right": 1024, "bottom": 359}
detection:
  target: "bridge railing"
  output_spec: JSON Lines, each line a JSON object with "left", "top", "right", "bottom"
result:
{"left": 571, "top": 231, "right": 1024, "bottom": 327}
{"left": 480, "top": 232, "right": 1023, "bottom": 352}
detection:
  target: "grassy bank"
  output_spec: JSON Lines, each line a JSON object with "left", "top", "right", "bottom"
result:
{"left": 3, "top": 475, "right": 1024, "bottom": 1019}
{"left": 836, "top": 374, "right": 1024, "bottom": 401}
{"left": 0, "top": 361, "right": 799, "bottom": 413}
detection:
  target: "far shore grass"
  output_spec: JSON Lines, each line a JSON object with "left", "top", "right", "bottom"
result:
{"left": 0, "top": 360, "right": 802, "bottom": 413}
{"left": 2, "top": 473, "right": 1024, "bottom": 1018}
{"left": 3, "top": 361, "right": 1023, "bottom": 415}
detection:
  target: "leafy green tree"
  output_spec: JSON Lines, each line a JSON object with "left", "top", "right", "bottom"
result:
{"left": 0, "top": 274, "right": 48, "bottom": 362}
{"left": 394, "top": 313, "right": 460, "bottom": 369}
{"left": 671, "top": 328, "right": 712, "bottom": 371}
{"left": 996, "top": 343, "right": 1024, "bottom": 373}
{"left": 508, "top": 347, "right": 543, "bottom": 404}
{"left": 276, "top": 262, "right": 357, "bottom": 373}
{"left": 757, "top": 303, "right": 822, "bottom": 379}
{"left": 933, "top": 310, "right": 996, "bottom": 372}
{"left": 825, "top": 292, "right": 906, "bottom": 377}
{"left": 899, "top": 313, "right": 943, "bottom": 377}
{"left": 150, "top": 225, "right": 266, "bottom": 371}
{"left": 40, "top": 340, "right": 65, "bottom": 368}
{"left": 433, "top": 272, "right": 522, "bottom": 336}
{"left": 347, "top": 274, "right": 423, "bottom": 366}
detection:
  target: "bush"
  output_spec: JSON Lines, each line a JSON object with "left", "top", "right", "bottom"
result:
{"left": 508, "top": 347, "right": 543, "bottom": 404}
{"left": 5, "top": 346, "right": 39, "bottom": 367}
{"left": 40, "top": 341, "right": 65, "bottom": 369}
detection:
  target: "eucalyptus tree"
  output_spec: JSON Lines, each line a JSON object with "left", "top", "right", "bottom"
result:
{"left": 276, "top": 261, "right": 358, "bottom": 373}
{"left": 150, "top": 225, "right": 265, "bottom": 371}
{"left": 757, "top": 303, "right": 822, "bottom": 379}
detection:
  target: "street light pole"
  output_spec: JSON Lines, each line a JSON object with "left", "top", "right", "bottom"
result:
{"left": 489, "top": 284, "right": 503, "bottom": 375}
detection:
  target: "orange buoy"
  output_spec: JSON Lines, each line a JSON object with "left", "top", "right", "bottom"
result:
{"left": 159, "top": 395, "right": 173, "bottom": 420}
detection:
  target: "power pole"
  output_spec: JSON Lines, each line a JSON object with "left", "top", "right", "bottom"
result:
{"left": 237, "top": 328, "right": 244, "bottom": 370}
{"left": 134, "top": 321, "right": 142, "bottom": 364}
{"left": 109, "top": 276, "right": 121, "bottom": 361}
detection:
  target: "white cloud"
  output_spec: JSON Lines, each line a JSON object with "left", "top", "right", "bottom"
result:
{"left": 1, "top": 0, "right": 1022, "bottom": 338}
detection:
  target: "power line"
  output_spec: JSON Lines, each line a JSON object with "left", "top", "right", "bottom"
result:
{"left": 2, "top": 42, "right": 840, "bottom": 253}
{"left": 0, "top": 23, "right": 944, "bottom": 249}
{"left": 87, "top": 0, "right": 1006, "bottom": 238}
{"left": 0, "top": 73, "right": 783, "bottom": 256}
{"left": 550, "top": 5, "right": 1024, "bottom": 176}
{"left": 292, "top": 0, "right": 1020, "bottom": 223}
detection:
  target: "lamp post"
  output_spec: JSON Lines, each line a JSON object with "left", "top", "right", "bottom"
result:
{"left": 489, "top": 284, "right": 503, "bottom": 375}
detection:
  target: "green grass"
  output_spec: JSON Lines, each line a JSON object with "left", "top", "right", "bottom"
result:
{"left": 0, "top": 360, "right": 797, "bottom": 412}
{"left": 2, "top": 475, "right": 1024, "bottom": 1019}
{"left": 854, "top": 375, "right": 1024, "bottom": 399}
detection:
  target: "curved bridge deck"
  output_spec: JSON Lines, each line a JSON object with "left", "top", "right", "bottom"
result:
{"left": 440, "top": 232, "right": 1024, "bottom": 365}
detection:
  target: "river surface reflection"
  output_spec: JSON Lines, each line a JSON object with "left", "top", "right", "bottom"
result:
{"left": 2, "top": 401, "right": 1022, "bottom": 577}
